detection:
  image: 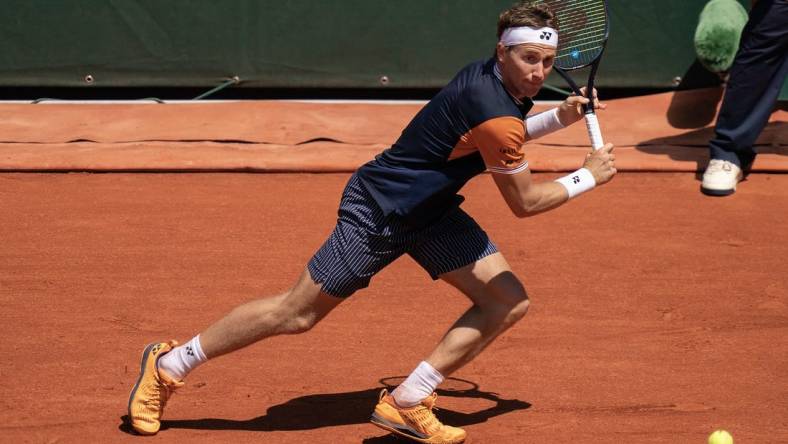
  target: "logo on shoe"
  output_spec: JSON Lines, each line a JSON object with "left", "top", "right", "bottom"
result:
{"left": 150, "top": 343, "right": 170, "bottom": 356}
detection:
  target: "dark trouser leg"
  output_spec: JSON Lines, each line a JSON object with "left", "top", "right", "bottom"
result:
{"left": 709, "top": 0, "right": 788, "bottom": 168}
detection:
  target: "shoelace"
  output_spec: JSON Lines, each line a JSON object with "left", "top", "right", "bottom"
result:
{"left": 410, "top": 407, "right": 442, "bottom": 433}
{"left": 143, "top": 381, "right": 174, "bottom": 409}
{"left": 408, "top": 394, "right": 445, "bottom": 434}
{"left": 706, "top": 159, "right": 732, "bottom": 173}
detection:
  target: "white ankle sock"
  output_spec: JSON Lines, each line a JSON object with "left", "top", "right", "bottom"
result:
{"left": 392, "top": 361, "right": 444, "bottom": 407}
{"left": 157, "top": 335, "right": 208, "bottom": 381}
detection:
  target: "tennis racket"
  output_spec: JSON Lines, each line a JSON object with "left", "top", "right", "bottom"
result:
{"left": 540, "top": 0, "right": 610, "bottom": 150}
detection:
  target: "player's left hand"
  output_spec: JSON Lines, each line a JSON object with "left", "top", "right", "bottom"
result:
{"left": 556, "top": 87, "right": 606, "bottom": 126}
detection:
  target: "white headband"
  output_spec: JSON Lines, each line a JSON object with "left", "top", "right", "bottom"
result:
{"left": 500, "top": 26, "right": 558, "bottom": 48}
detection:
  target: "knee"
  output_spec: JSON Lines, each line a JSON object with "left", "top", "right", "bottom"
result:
{"left": 283, "top": 311, "right": 319, "bottom": 334}
{"left": 269, "top": 292, "right": 325, "bottom": 335}
{"left": 504, "top": 295, "right": 530, "bottom": 325}
{"left": 484, "top": 284, "right": 530, "bottom": 327}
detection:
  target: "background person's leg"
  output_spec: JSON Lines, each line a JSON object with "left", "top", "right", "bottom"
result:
{"left": 707, "top": 0, "right": 788, "bottom": 168}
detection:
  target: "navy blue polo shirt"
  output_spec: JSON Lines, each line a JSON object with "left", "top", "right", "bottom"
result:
{"left": 356, "top": 57, "right": 534, "bottom": 227}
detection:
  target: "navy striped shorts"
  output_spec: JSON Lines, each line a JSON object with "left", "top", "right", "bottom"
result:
{"left": 307, "top": 174, "right": 498, "bottom": 297}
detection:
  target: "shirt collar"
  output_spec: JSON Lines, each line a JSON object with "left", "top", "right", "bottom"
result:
{"left": 493, "top": 62, "right": 523, "bottom": 105}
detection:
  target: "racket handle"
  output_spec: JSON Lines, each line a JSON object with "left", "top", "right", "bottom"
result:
{"left": 584, "top": 112, "right": 605, "bottom": 151}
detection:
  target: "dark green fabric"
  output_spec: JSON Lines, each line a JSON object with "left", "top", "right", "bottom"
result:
{"left": 0, "top": 0, "right": 775, "bottom": 91}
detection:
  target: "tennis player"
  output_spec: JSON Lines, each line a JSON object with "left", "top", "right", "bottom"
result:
{"left": 127, "top": 2, "right": 616, "bottom": 443}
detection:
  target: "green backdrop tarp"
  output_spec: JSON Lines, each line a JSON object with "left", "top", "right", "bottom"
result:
{"left": 3, "top": 0, "right": 784, "bottom": 96}
{"left": 782, "top": 76, "right": 788, "bottom": 101}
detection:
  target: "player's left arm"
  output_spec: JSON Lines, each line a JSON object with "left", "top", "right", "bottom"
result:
{"left": 524, "top": 87, "right": 605, "bottom": 141}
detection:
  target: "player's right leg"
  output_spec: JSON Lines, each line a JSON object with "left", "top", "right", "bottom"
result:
{"left": 127, "top": 269, "right": 341, "bottom": 435}
{"left": 198, "top": 268, "right": 342, "bottom": 358}
{"left": 128, "top": 173, "right": 404, "bottom": 435}
{"left": 127, "top": 340, "right": 183, "bottom": 435}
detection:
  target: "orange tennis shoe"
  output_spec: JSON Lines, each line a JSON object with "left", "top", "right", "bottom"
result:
{"left": 127, "top": 340, "right": 184, "bottom": 435}
{"left": 370, "top": 389, "right": 466, "bottom": 444}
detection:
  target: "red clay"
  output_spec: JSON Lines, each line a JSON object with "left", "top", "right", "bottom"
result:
{"left": 1, "top": 90, "right": 785, "bottom": 172}
{"left": 1, "top": 172, "right": 787, "bottom": 443}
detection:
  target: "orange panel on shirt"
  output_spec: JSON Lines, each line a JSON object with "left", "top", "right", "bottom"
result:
{"left": 449, "top": 116, "right": 527, "bottom": 174}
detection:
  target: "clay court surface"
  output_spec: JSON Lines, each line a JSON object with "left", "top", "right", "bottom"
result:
{"left": 0, "top": 93, "right": 787, "bottom": 443}
{"left": 1, "top": 171, "right": 787, "bottom": 443}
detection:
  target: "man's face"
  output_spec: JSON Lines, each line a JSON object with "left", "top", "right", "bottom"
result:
{"left": 496, "top": 43, "right": 556, "bottom": 99}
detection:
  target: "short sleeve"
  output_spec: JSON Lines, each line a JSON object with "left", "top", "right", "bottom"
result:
{"left": 470, "top": 116, "right": 528, "bottom": 174}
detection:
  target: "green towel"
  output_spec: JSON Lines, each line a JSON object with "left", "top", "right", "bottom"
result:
{"left": 694, "top": 0, "right": 749, "bottom": 73}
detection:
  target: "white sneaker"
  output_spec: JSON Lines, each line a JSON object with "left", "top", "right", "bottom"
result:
{"left": 701, "top": 159, "right": 742, "bottom": 196}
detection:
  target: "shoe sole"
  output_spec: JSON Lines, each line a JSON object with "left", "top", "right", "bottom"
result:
{"left": 701, "top": 186, "right": 736, "bottom": 196}
{"left": 370, "top": 413, "right": 464, "bottom": 444}
{"left": 127, "top": 343, "right": 158, "bottom": 435}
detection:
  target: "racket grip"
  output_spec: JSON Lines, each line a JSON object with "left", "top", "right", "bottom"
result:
{"left": 584, "top": 113, "right": 605, "bottom": 150}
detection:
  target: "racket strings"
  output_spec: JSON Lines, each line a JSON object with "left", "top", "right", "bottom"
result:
{"left": 559, "top": 18, "right": 607, "bottom": 66}
{"left": 556, "top": 8, "right": 606, "bottom": 23}
{"left": 559, "top": 12, "right": 606, "bottom": 33}
{"left": 556, "top": 10, "right": 606, "bottom": 43}
{"left": 538, "top": 0, "right": 608, "bottom": 69}
{"left": 558, "top": 33, "right": 606, "bottom": 57}
{"left": 561, "top": 26, "right": 607, "bottom": 47}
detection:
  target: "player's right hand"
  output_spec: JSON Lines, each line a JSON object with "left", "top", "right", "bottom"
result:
{"left": 583, "top": 143, "right": 617, "bottom": 185}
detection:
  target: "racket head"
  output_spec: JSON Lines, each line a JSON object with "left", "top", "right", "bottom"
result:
{"left": 538, "top": 0, "right": 609, "bottom": 71}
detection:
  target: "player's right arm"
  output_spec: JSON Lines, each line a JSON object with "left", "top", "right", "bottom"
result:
{"left": 491, "top": 144, "right": 616, "bottom": 218}
{"left": 473, "top": 115, "right": 616, "bottom": 218}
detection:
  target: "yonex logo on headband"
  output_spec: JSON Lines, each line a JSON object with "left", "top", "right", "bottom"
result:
{"left": 500, "top": 26, "right": 559, "bottom": 48}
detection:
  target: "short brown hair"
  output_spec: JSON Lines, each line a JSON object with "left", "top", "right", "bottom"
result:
{"left": 497, "top": 1, "right": 557, "bottom": 39}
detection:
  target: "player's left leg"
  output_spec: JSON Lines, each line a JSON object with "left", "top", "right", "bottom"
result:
{"left": 371, "top": 252, "right": 526, "bottom": 444}
{"left": 371, "top": 209, "right": 526, "bottom": 444}
{"left": 424, "top": 252, "right": 528, "bottom": 376}
{"left": 406, "top": 207, "right": 529, "bottom": 379}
